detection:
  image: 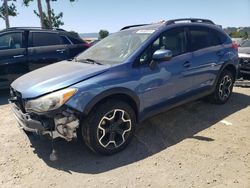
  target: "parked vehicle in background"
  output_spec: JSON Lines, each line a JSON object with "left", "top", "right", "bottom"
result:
{"left": 9, "top": 19, "right": 238, "bottom": 155}
{"left": 90, "top": 39, "right": 100, "bottom": 46}
{"left": 231, "top": 38, "right": 244, "bottom": 46}
{"left": 0, "top": 27, "right": 90, "bottom": 89}
{"left": 238, "top": 39, "right": 250, "bottom": 77}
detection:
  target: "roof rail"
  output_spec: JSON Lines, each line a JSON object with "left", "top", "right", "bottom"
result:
{"left": 3, "top": 27, "right": 42, "bottom": 30}
{"left": 120, "top": 24, "right": 149, "bottom": 31}
{"left": 54, "top": 28, "right": 66, "bottom": 31}
{"left": 166, "top": 18, "right": 215, "bottom": 25}
{"left": 2, "top": 27, "right": 66, "bottom": 31}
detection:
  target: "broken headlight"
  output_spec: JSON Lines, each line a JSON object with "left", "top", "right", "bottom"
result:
{"left": 25, "top": 88, "right": 77, "bottom": 113}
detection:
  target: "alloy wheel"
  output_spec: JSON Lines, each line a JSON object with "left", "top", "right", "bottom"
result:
{"left": 219, "top": 75, "right": 232, "bottom": 101}
{"left": 97, "top": 109, "right": 132, "bottom": 149}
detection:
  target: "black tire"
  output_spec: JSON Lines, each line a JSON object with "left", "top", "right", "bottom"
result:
{"left": 207, "top": 70, "right": 235, "bottom": 104}
{"left": 81, "top": 99, "right": 136, "bottom": 155}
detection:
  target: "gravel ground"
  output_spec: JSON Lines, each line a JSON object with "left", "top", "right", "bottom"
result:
{"left": 0, "top": 83, "right": 249, "bottom": 188}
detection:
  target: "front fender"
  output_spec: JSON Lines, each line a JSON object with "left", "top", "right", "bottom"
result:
{"left": 66, "top": 86, "right": 140, "bottom": 116}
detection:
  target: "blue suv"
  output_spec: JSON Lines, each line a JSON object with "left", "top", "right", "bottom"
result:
{"left": 9, "top": 19, "right": 238, "bottom": 155}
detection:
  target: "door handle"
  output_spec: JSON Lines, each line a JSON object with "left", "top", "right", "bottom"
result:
{"left": 13, "top": 55, "right": 24, "bottom": 58}
{"left": 183, "top": 61, "right": 191, "bottom": 68}
{"left": 56, "top": 49, "right": 65, "bottom": 54}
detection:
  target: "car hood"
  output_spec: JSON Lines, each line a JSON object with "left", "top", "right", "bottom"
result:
{"left": 11, "top": 60, "right": 110, "bottom": 98}
{"left": 238, "top": 47, "right": 250, "bottom": 54}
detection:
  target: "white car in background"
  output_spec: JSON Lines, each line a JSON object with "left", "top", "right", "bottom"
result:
{"left": 238, "top": 39, "right": 250, "bottom": 77}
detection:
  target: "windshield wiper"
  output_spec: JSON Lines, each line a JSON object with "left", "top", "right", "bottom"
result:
{"left": 78, "top": 58, "right": 103, "bottom": 65}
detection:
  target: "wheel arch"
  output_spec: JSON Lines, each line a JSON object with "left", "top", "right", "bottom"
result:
{"left": 223, "top": 64, "right": 237, "bottom": 80}
{"left": 83, "top": 87, "right": 140, "bottom": 122}
{"left": 215, "top": 63, "right": 238, "bottom": 87}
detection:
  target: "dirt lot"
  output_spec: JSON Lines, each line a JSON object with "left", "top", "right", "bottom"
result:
{"left": 0, "top": 83, "right": 249, "bottom": 188}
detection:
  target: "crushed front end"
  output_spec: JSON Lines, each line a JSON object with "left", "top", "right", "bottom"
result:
{"left": 9, "top": 87, "right": 80, "bottom": 141}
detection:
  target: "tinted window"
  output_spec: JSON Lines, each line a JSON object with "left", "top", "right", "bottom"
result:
{"left": 68, "top": 36, "right": 84, "bottom": 44}
{"left": 60, "top": 35, "right": 71, "bottom": 45}
{"left": 0, "top": 32, "right": 22, "bottom": 50}
{"left": 139, "top": 28, "right": 187, "bottom": 64}
{"left": 32, "top": 32, "right": 61, "bottom": 47}
{"left": 189, "top": 27, "right": 221, "bottom": 51}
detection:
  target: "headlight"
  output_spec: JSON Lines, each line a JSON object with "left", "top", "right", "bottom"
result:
{"left": 25, "top": 88, "right": 77, "bottom": 113}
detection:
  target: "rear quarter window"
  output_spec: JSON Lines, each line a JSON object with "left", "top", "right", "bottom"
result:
{"left": 60, "top": 35, "right": 72, "bottom": 45}
{"left": 189, "top": 26, "right": 224, "bottom": 51}
{"left": 67, "top": 36, "right": 85, "bottom": 44}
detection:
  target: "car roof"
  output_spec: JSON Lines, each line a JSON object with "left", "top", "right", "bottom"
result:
{"left": 121, "top": 18, "right": 218, "bottom": 31}
{"left": 1, "top": 27, "right": 67, "bottom": 33}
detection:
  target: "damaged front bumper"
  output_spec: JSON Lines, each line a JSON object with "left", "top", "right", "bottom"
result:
{"left": 9, "top": 101, "right": 80, "bottom": 141}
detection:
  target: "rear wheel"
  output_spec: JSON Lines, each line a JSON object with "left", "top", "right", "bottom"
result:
{"left": 81, "top": 100, "right": 136, "bottom": 155}
{"left": 208, "top": 70, "right": 234, "bottom": 104}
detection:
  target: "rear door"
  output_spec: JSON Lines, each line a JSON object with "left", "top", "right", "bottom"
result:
{"left": 27, "top": 31, "right": 68, "bottom": 71}
{"left": 0, "top": 31, "right": 28, "bottom": 88}
{"left": 187, "top": 26, "right": 225, "bottom": 91}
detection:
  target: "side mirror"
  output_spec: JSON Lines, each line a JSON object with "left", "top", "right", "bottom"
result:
{"left": 152, "top": 49, "right": 173, "bottom": 61}
{"left": 149, "top": 49, "right": 172, "bottom": 70}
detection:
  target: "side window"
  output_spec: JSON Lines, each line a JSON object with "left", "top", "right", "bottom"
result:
{"left": 67, "top": 36, "right": 84, "bottom": 44}
{"left": 0, "top": 32, "right": 23, "bottom": 50}
{"left": 189, "top": 27, "right": 222, "bottom": 51}
{"left": 212, "top": 30, "right": 228, "bottom": 45}
{"left": 189, "top": 28, "right": 210, "bottom": 51}
{"left": 139, "top": 28, "right": 187, "bottom": 64}
{"left": 60, "top": 35, "right": 71, "bottom": 45}
{"left": 209, "top": 30, "right": 223, "bottom": 46}
{"left": 32, "top": 32, "right": 62, "bottom": 47}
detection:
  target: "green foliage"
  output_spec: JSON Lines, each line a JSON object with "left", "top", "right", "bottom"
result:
{"left": 225, "top": 27, "right": 250, "bottom": 39}
{"left": 34, "top": 9, "right": 64, "bottom": 28}
{"left": 0, "top": 1, "right": 17, "bottom": 20}
{"left": 99, "top": 30, "right": 109, "bottom": 39}
{"left": 23, "top": 0, "right": 32, "bottom": 7}
{"left": 23, "top": 0, "right": 76, "bottom": 29}
{"left": 229, "top": 31, "right": 249, "bottom": 39}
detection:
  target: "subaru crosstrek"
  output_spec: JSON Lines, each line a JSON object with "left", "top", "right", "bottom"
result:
{"left": 9, "top": 19, "right": 239, "bottom": 155}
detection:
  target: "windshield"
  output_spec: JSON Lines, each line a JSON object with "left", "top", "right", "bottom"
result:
{"left": 76, "top": 29, "right": 154, "bottom": 65}
{"left": 241, "top": 40, "right": 250, "bottom": 47}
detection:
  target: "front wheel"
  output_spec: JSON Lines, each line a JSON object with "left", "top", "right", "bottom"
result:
{"left": 207, "top": 70, "right": 234, "bottom": 104}
{"left": 81, "top": 100, "right": 136, "bottom": 155}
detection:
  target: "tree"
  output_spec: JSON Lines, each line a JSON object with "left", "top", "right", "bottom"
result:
{"left": 45, "top": 0, "right": 52, "bottom": 28}
{"left": 99, "top": 30, "right": 109, "bottom": 39}
{"left": 36, "top": 0, "right": 45, "bottom": 28}
{"left": 0, "top": 0, "right": 17, "bottom": 28}
{"left": 23, "top": 0, "right": 45, "bottom": 28}
{"left": 33, "top": 8, "right": 63, "bottom": 28}
{"left": 24, "top": 0, "right": 76, "bottom": 29}
{"left": 229, "top": 31, "right": 249, "bottom": 39}
{"left": 243, "top": 32, "right": 249, "bottom": 39}
{"left": 45, "top": 0, "right": 76, "bottom": 29}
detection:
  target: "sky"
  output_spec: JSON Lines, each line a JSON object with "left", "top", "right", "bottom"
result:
{"left": 0, "top": 0, "right": 250, "bottom": 33}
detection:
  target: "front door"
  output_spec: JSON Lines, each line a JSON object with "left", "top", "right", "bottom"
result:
{"left": 0, "top": 32, "right": 27, "bottom": 88}
{"left": 138, "top": 28, "right": 192, "bottom": 112}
